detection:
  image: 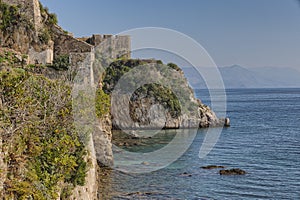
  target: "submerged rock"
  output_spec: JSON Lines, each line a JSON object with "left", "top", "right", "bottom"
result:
{"left": 201, "top": 165, "right": 225, "bottom": 169}
{"left": 179, "top": 172, "right": 193, "bottom": 177}
{"left": 219, "top": 168, "right": 247, "bottom": 175}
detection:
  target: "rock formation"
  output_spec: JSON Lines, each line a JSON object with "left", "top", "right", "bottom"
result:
{"left": 201, "top": 165, "right": 225, "bottom": 169}
{"left": 102, "top": 59, "right": 227, "bottom": 129}
{"left": 219, "top": 168, "right": 247, "bottom": 175}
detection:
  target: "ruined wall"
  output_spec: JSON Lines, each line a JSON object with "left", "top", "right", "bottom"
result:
{"left": 2, "top": 0, "right": 42, "bottom": 31}
{"left": 113, "top": 35, "right": 131, "bottom": 59}
{"left": 79, "top": 34, "right": 131, "bottom": 59}
{"left": 52, "top": 26, "right": 93, "bottom": 57}
{"left": 28, "top": 45, "right": 53, "bottom": 65}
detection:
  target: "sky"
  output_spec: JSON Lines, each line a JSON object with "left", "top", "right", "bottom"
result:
{"left": 40, "top": 0, "right": 300, "bottom": 69}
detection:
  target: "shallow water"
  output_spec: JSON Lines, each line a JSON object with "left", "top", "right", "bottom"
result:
{"left": 101, "top": 88, "right": 300, "bottom": 199}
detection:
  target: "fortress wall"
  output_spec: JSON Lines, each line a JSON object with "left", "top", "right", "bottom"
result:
{"left": 113, "top": 35, "right": 131, "bottom": 58}
{"left": 29, "top": 47, "right": 53, "bottom": 65}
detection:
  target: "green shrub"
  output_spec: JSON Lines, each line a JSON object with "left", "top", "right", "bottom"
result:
{"left": 95, "top": 89, "right": 111, "bottom": 117}
{"left": 39, "top": 28, "right": 51, "bottom": 43}
{"left": 48, "top": 13, "right": 58, "bottom": 25}
{"left": 0, "top": 2, "right": 19, "bottom": 31}
{"left": 49, "top": 54, "right": 70, "bottom": 70}
{"left": 131, "top": 83, "right": 181, "bottom": 118}
{"left": 167, "top": 62, "right": 181, "bottom": 71}
{"left": 40, "top": 3, "right": 58, "bottom": 26}
{"left": 102, "top": 59, "right": 146, "bottom": 93}
{"left": 0, "top": 68, "right": 88, "bottom": 199}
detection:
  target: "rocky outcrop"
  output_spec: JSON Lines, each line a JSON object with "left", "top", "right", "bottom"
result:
{"left": 93, "top": 115, "right": 114, "bottom": 167}
{"left": 219, "top": 168, "right": 247, "bottom": 175}
{"left": 201, "top": 165, "right": 225, "bottom": 169}
{"left": 105, "top": 60, "right": 228, "bottom": 129}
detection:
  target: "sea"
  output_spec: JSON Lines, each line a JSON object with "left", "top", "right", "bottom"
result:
{"left": 100, "top": 88, "right": 300, "bottom": 199}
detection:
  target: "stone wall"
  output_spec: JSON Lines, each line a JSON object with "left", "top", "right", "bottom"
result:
{"left": 28, "top": 46, "right": 54, "bottom": 65}
{"left": 2, "top": 0, "right": 42, "bottom": 31}
{"left": 79, "top": 34, "right": 131, "bottom": 59}
{"left": 52, "top": 26, "right": 93, "bottom": 58}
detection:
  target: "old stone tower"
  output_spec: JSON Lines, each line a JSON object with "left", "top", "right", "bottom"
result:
{"left": 2, "top": 0, "right": 42, "bottom": 31}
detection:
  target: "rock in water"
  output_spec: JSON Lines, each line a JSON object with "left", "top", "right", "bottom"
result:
{"left": 219, "top": 168, "right": 247, "bottom": 175}
{"left": 225, "top": 118, "right": 230, "bottom": 127}
{"left": 179, "top": 172, "right": 192, "bottom": 177}
{"left": 201, "top": 165, "right": 225, "bottom": 169}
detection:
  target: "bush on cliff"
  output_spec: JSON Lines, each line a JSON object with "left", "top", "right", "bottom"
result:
{"left": 49, "top": 54, "right": 70, "bottom": 70}
{"left": 0, "top": 1, "right": 19, "bottom": 31}
{"left": 0, "top": 68, "right": 87, "bottom": 199}
{"left": 95, "top": 88, "right": 111, "bottom": 118}
{"left": 131, "top": 83, "right": 182, "bottom": 118}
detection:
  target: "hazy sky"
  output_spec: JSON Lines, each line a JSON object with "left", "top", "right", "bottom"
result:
{"left": 40, "top": 0, "right": 300, "bottom": 68}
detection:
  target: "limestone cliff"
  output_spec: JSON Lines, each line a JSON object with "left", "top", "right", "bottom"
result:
{"left": 102, "top": 59, "right": 226, "bottom": 130}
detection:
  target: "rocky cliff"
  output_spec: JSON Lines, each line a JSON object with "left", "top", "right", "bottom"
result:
{"left": 102, "top": 59, "right": 226, "bottom": 130}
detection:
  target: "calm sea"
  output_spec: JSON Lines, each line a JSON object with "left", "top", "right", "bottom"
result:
{"left": 103, "top": 88, "right": 300, "bottom": 199}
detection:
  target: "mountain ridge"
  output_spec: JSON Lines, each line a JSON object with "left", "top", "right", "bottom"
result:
{"left": 182, "top": 65, "right": 300, "bottom": 89}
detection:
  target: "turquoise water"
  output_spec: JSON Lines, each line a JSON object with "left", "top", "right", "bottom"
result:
{"left": 107, "top": 88, "right": 300, "bottom": 199}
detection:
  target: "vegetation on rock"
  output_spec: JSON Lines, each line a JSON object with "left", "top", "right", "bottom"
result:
{"left": 49, "top": 54, "right": 70, "bottom": 70}
{"left": 39, "top": 2, "right": 58, "bottom": 26}
{"left": 131, "top": 83, "right": 181, "bottom": 118}
{"left": 0, "top": 52, "right": 88, "bottom": 199}
{"left": 0, "top": 1, "right": 19, "bottom": 31}
{"left": 167, "top": 62, "right": 181, "bottom": 71}
{"left": 95, "top": 89, "right": 111, "bottom": 118}
{"left": 103, "top": 59, "right": 201, "bottom": 127}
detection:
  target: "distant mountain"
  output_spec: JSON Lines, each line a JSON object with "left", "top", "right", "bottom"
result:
{"left": 251, "top": 67, "right": 300, "bottom": 87}
{"left": 181, "top": 65, "right": 300, "bottom": 89}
